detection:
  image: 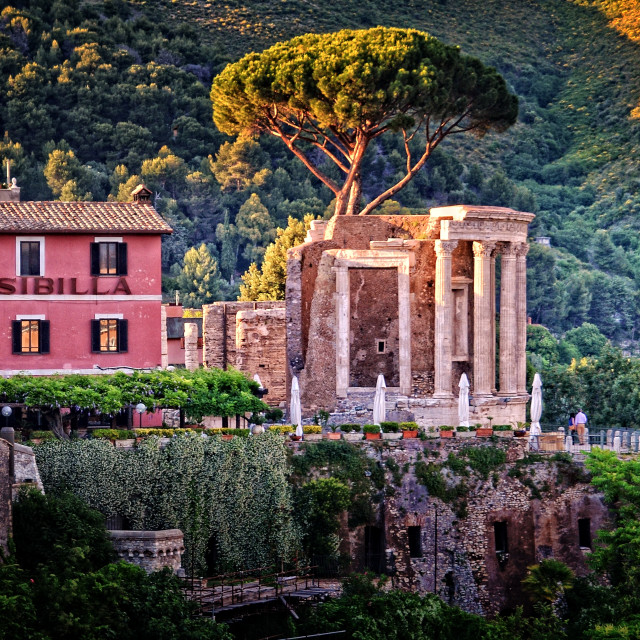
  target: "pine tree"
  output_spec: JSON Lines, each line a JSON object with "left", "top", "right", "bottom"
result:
{"left": 176, "top": 244, "right": 223, "bottom": 308}
{"left": 239, "top": 215, "right": 314, "bottom": 301}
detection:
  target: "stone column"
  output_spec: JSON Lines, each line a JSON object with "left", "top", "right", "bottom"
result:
{"left": 516, "top": 242, "right": 530, "bottom": 395}
{"left": 473, "top": 241, "right": 496, "bottom": 396}
{"left": 490, "top": 250, "right": 497, "bottom": 393}
{"left": 184, "top": 322, "right": 198, "bottom": 371}
{"left": 499, "top": 243, "right": 518, "bottom": 395}
{"left": 398, "top": 259, "right": 412, "bottom": 396}
{"left": 335, "top": 265, "right": 350, "bottom": 397}
{"left": 434, "top": 240, "right": 458, "bottom": 397}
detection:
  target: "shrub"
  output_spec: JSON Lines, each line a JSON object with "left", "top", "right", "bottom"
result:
{"left": 303, "top": 425, "right": 322, "bottom": 434}
{"left": 269, "top": 425, "right": 293, "bottom": 434}
{"left": 220, "top": 428, "right": 250, "bottom": 438}
{"left": 457, "top": 426, "right": 469, "bottom": 432}
{"left": 29, "top": 430, "right": 57, "bottom": 442}
{"left": 340, "top": 423, "right": 361, "bottom": 433}
{"left": 399, "top": 421, "right": 419, "bottom": 431}
{"left": 363, "top": 424, "right": 380, "bottom": 434}
{"left": 439, "top": 425, "right": 455, "bottom": 431}
{"left": 380, "top": 421, "right": 399, "bottom": 433}
{"left": 92, "top": 429, "right": 134, "bottom": 440}
{"left": 265, "top": 408, "right": 284, "bottom": 422}
{"left": 493, "top": 424, "right": 513, "bottom": 431}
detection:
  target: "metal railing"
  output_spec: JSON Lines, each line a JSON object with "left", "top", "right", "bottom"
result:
{"left": 182, "top": 565, "right": 320, "bottom": 615}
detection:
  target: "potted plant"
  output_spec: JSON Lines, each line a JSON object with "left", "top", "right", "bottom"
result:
{"left": 380, "top": 421, "right": 402, "bottom": 440}
{"left": 475, "top": 422, "right": 493, "bottom": 437}
{"left": 494, "top": 424, "right": 513, "bottom": 437}
{"left": 514, "top": 421, "right": 528, "bottom": 437}
{"left": 363, "top": 424, "right": 381, "bottom": 440}
{"left": 399, "top": 422, "right": 419, "bottom": 438}
{"left": 439, "top": 425, "right": 455, "bottom": 438}
{"left": 326, "top": 424, "right": 341, "bottom": 440}
{"left": 303, "top": 425, "right": 323, "bottom": 441}
{"left": 340, "top": 423, "right": 363, "bottom": 442}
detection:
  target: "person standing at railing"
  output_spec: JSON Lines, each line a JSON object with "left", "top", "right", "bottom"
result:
{"left": 568, "top": 413, "right": 578, "bottom": 444}
{"left": 575, "top": 409, "right": 588, "bottom": 445}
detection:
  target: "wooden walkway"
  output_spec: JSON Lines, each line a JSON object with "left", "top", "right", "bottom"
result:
{"left": 182, "top": 567, "right": 338, "bottom": 618}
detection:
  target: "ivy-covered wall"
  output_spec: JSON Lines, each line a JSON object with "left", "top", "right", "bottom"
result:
{"left": 35, "top": 433, "right": 298, "bottom": 575}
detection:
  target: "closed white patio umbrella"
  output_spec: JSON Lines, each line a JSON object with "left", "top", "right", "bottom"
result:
{"left": 373, "top": 374, "right": 387, "bottom": 425}
{"left": 290, "top": 376, "right": 303, "bottom": 437}
{"left": 530, "top": 373, "right": 543, "bottom": 448}
{"left": 458, "top": 373, "right": 470, "bottom": 428}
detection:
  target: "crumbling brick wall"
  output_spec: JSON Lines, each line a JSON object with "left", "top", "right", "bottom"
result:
{"left": 0, "top": 441, "right": 10, "bottom": 555}
{"left": 236, "top": 308, "right": 287, "bottom": 405}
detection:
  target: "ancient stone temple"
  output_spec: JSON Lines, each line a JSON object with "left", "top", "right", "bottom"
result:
{"left": 285, "top": 206, "right": 534, "bottom": 426}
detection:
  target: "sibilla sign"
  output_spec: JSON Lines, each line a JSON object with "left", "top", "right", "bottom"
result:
{"left": 0, "top": 276, "right": 131, "bottom": 295}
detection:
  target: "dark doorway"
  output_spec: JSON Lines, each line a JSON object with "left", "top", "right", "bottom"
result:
{"left": 364, "top": 525, "right": 385, "bottom": 573}
{"left": 578, "top": 518, "right": 591, "bottom": 549}
{"left": 408, "top": 526, "right": 422, "bottom": 558}
{"left": 494, "top": 521, "right": 508, "bottom": 553}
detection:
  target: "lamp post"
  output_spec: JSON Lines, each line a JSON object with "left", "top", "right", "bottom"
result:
{"left": 1, "top": 406, "right": 11, "bottom": 429}
{"left": 135, "top": 403, "right": 146, "bottom": 429}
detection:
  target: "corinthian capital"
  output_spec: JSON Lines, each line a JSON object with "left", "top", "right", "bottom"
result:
{"left": 435, "top": 240, "right": 458, "bottom": 257}
{"left": 472, "top": 241, "right": 497, "bottom": 259}
{"left": 499, "top": 242, "right": 519, "bottom": 258}
{"left": 515, "top": 242, "right": 530, "bottom": 258}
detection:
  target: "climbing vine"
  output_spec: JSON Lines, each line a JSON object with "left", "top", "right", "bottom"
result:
{"left": 34, "top": 433, "right": 299, "bottom": 575}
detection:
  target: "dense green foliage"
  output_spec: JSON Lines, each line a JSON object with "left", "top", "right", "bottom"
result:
{"left": 0, "top": 490, "right": 230, "bottom": 640}
{"left": 34, "top": 433, "right": 298, "bottom": 575}
{"left": 527, "top": 345, "right": 640, "bottom": 428}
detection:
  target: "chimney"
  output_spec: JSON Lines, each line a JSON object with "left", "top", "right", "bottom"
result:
{"left": 130, "top": 184, "right": 152, "bottom": 203}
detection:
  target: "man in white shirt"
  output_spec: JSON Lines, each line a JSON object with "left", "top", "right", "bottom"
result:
{"left": 575, "top": 409, "right": 588, "bottom": 445}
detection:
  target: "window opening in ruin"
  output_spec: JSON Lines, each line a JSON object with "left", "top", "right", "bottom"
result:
{"left": 578, "top": 518, "right": 592, "bottom": 549}
{"left": 377, "top": 340, "right": 386, "bottom": 354}
{"left": 364, "top": 525, "right": 385, "bottom": 573}
{"left": 408, "top": 526, "right": 422, "bottom": 557}
{"left": 494, "top": 521, "right": 509, "bottom": 567}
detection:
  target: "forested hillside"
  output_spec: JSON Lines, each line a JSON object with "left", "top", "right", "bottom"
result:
{"left": 2, "top": 0, "right": 640, "bottom": 348}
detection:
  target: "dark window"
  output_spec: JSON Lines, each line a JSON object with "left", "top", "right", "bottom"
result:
{"left": 91, "top": 242, "right": 127, "bottom": 276}
{"left": 578, "top": 518, "right": 591, "bottom": 549}
{"left": 91, "top": 319, "right": 128, "bottom": 353}
{"left": 12, "top": 320, "right": 50, "bottom": 354}
{"left": 377, "top": 340, "right": 386, "bottom": 354}
{"left": 494, "top": 521, "right": 508, "bottom": 553}
{"left": 364, "top": 526, "right": 385, "bottom": 573}
{"left": 408, "top": 526, "right": 422, "bottom": 558}
{"left": 20, "top": 241, "right": 40, "bottom": 276}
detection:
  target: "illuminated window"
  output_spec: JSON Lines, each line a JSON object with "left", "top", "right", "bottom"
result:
{"left": 91, "top": 318, "right": 128, "bottom": 353}
{"left": 12, "top": 319, "right": 50, "bottom": 354}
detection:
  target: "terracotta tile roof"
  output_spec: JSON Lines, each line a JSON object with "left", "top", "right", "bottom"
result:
{"left": 0, "top": 201, "right": 173, "bottom": 234}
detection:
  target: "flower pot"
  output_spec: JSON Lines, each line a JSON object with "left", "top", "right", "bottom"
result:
{"left": 457, "top": 431, "right": 475, "bottom": 439}
{"left": 475, "top": 429, "right": 493, "bottom": 437}
{"left": 402, "top": 430, "right": 419, "bottom": 439}
{"left": 221, "top": 434, "right": 234, "bottom": 441}
{"left": 514, "top": 430, "right": 527, "bottom": 438}
{"left": 326, "top": 433, "right": 341, "bottom": 440}
{"left": 343, "top": 433, "right": 363, "bottom": 442}
{"left": 440, "top": 430, "right": 455, "bottom": 438}
{"left": 304, "top": 433, "right": 322, "bottom": 442}
{"left": 382, "top": 432, "right": 402, "bottom": 440}
{"left": 495, "top": 431, "right": 513, "bottom": 438}
{"left": 365, "top": 432, "right": 381, "bottom": 440}
{"left": 115, "top": 438, "right": 136, "bottom": 448}
{"left": 290, "top": 435, "right": 302, "bottom": 441}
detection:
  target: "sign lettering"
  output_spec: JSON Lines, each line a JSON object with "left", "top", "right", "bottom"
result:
{"left": 0, "top": 277, "right": 132, "bottom": 295}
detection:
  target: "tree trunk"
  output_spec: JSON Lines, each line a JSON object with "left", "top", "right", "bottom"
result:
{"left": 346, "top": 173, "right": 362, "bottom": 215}
{"left": 44, "top": 410, "right": 68, "bottom": 440}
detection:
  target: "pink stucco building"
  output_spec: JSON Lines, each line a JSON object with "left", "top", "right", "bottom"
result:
{"left": 0, "top": 184, "right": 172, "bottom": 375}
